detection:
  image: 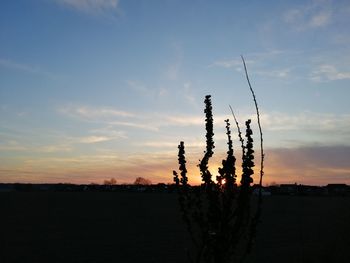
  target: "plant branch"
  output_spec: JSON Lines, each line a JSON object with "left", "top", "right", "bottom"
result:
{"left": 229, "top": 105, "right": 245, "bottom": 160}
{"left": 240, "top": 55, "right": 264, "bottom": 194}
{"left": 241, "top": 55, "right": 265, "bottom": 258}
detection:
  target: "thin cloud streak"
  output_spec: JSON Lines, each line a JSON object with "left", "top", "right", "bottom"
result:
{"left": 310, "top": 64, "right": 350, "bottom": 82}
{"left": 55, "top": 0, "right": 120, "bottom": 15}
{"left": 209, "top": 58, "right": 254, "bottom": 71}
{"left": 59, "top": 104, "right": 350, "bottom": 144}
{"left": 109, "top": 121, "right": 159, "bottom": 131}
{"left": 0, "top": 144, "right": 28, "bottom": 151}
{"left": 139, "top": 140, "right": 206, "bottom": 149}
{"left": 0, "top": 58, "right": 57, "bottom": 78}
{"left": 283, "top": 0, "right": 332, "bottom": 31}
{"left": 254, "top": 68, "right": 291, "bottom": 78}
{"left": 265, "top": 145, "right": 350, "bottom": 185}
{"left": 66, "top": 132, "right": 127, "bottom": 145}
{"left": 38, "top": 145, "right": 72, "bottom": 153}
{"left": 210, "top": 51, "right": 294, "bottom": 79}
{"left": 0, "top": 129, "right": 126, "bottom": 153}
{"left": 61, "top": 105, "right": 134, "bottom": 119}
{"left": 78, "top": 136, "right": 111, "bottom": 143}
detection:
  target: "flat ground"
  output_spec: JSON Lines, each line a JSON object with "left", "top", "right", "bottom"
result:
{"left": 0, "top": 192, "right": 349, "bottom": 263}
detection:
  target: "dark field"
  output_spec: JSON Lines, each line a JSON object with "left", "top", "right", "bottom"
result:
{"left": 0, "top": 192, "right": 349, "bottom": 263}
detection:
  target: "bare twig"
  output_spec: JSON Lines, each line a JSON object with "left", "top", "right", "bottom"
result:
{"left": 241, "top": 55, "right": 265, "bottom": 257}
{"left": 240, "top": 55, "right": 264, "bottom": 195}
{"left": 229, "top": 105, "right": 245, "bottom": 160}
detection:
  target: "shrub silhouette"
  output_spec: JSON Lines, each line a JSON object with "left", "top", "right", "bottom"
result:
{"left": 134, "top": 177, "right": 152, "bottom": 185}
{"left": 173, "top": 57, "right": 264, "bottom": 263}
{"left": 103, "top": 178, "right": 117, "bottom": 185}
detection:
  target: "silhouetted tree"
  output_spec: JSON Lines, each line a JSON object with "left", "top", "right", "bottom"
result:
{"left": 103, "top": 178, "right": 117, "bottom": 185}
{"left": 134, "top": 177, "right": 152, "bottom": 185}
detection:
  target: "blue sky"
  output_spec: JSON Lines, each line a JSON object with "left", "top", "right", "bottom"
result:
{"left": 1, "top": 0, "right": 350, "bottom": 185}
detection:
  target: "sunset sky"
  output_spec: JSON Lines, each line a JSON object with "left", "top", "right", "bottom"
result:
{"left": 1, "top": 0, "right": 350, "bottom": 185}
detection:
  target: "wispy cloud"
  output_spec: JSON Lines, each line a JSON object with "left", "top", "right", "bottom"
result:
{"left": 126, "top": 80, "right": 169, "bottom": 99}
{"left": 0, "top": 58, "right": 56, "bottom": 78}
{"left": 89, "top": 127, "right": 128, "bottom": 138}
{"left": 210, "top": 58, "right": 291, "bottom": 79}
{"left": 60, "top": 104, "right": 203, "bottom": 131}
{"left": 166, "top": 62, "right": 180, "bottom": 80}
{"left": 332, "top": 34, "right": 350, "bottom": 45}
{"left": 60, "top": 105, "right": 134, "bottom": 120}
{"left": 56, "top": 0, "right": 120, "bottom": 15}
{"left": 139, "top": 141, "right": 179, "bottom": 148}
{"left": 210, "top": 59, "right": 241, "bottom": 69}
{"left": 0, "top": 124, "right": 127, "bottom": 154}
{"left": 78, "top": 136, "right": 111, "bottom": 143}
{"left": 261, "top": 111, "right": 350, "bottom": 133}
{"left": 309, "top": 11, "right": 331, "bottom": 27}
{"left": 209, "top": 51, "right": 292, "bottom": 79}
{"left": 164, "top": 42, "right": 183, "bottom": 81}
{"left": 164, "top": 115, "right": 203, "bottom": 126}
{"left": 209, "top": 58, "right": 252, "bottom": 71}
{"left": 0, "top": 140, "right": 28, "bottom": 151}
{"left": 60, "top": 104, "right": 159, "bottom": 131}
{"left": 310, "top": 64, "right": 350, "bottom": 81}
{"left": 138, "top": 139, "right": 206, "bottom": 152}
{"left": 67, "top": 130, "right": 127, "bottom": 145}
{"left": 183, "top": 82, "right": 199, "bottom": 108}
{"left": 0, "top": 140, "right": 73, "bottom": 153}
{"left": 59, "top": 103, "right": 350, "bottom": 149}
{"left": 265, "top": 145, "right": 350, "bottom": 185}
{"left": 109, "top": 121, "right": 159, "bottom": 131}
{"left": 38, "top": 144, "right": 73, "bottom": 153}
{"left": 255, "top": 68, "right": 291, "bottom": 78}
{"left": 283, "top": 0, "right": 332, "bottom": 30}
{"left": 126, "top": 80, "right": 150, "bottom": 94}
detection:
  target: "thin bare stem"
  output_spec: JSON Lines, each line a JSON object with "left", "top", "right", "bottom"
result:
{"left": 229, "top": 105, "right": 245, "bottom": 158}
{"left": 241, "top": 55, "right": 264, "bottom": 193}
{"left": 241, "top": 55, "right": 265, "bottom": 257}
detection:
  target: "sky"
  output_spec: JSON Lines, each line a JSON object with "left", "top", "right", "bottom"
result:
{"left": 1, "top": 0, "right": 350, "bottom": 185}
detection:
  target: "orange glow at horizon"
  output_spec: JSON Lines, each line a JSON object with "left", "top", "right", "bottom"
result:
{"left": 1, "top": 147, "right": 350, "bottom": 186}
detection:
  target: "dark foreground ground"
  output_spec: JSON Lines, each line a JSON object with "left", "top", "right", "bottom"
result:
{"left": 0, "top": 192, "right": 349, "bottom": 263}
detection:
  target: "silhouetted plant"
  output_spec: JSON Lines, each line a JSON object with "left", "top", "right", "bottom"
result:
{"left": 103, "top": 178, "right": 117, "bottom": 185}
{"left": 240, "top": 56, "right": 265, "bottom": 258}
{"left": 134, "top": 177, "right": 152, "bottom": 185}
{"left": 173, "top": 60, "right": 264, "bottom": 262}
{"left": 199, "top": 95, "right": 215, "bottom": 187}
